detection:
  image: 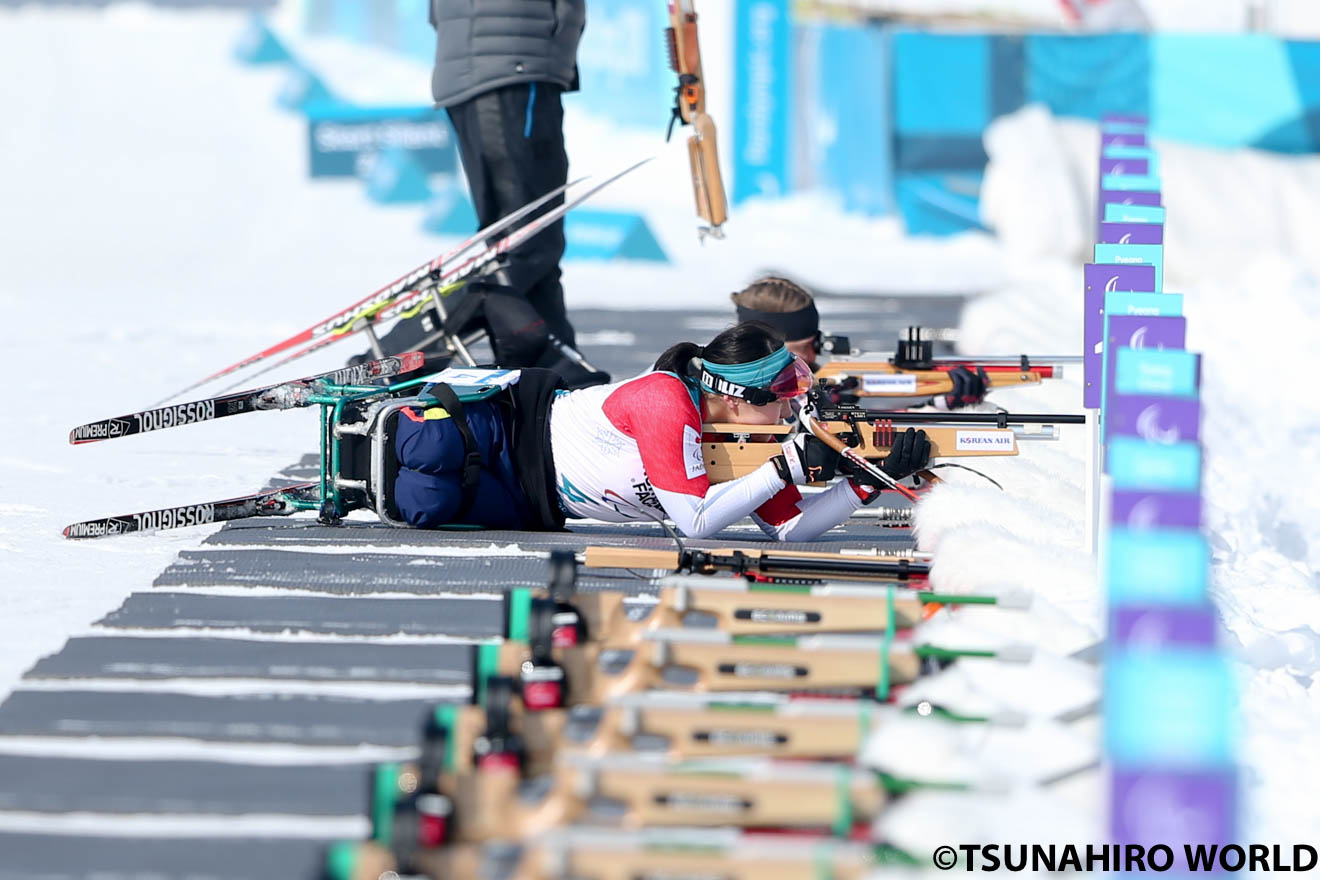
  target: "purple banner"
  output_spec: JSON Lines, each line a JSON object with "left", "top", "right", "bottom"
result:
{"left": 1099, "top": 222, "right": 1164, "bottom": 245}
{"left": 1107, "top": 395, "right": 1200, "bottom": 444}
{"left": 1082, "top": 262, "right": 1160, "bottom": 409}
{"left": 1112, "top": 768, "right": 1235, "bottom": 849}
{"left": 1097, "top": 188, "right": 1162, "bottom": 224}
{"left": 1102, "top": 131, "right": 1148, "bottom": 147}
{"left": 1103, "top": 113, "right": 1148, "bottom": 126}
{"left": 1104, "top": 315, "right": 1188, "bottom": 419}
{"left": 1112, "top": 606, "right": 1217, "bottom": 647}
{"left": 1100, "top": 157, "right": 1150, "bottom": 176}
{"left": 1111, "top": 490, "right": 1203, "bottom": 530}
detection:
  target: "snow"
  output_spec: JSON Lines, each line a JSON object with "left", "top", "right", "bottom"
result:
{"left": 0, "top": 0, "right": 1316, "bottom": 848}
{"left": 960, "top": 103, "right": 1320, "bottom": 841}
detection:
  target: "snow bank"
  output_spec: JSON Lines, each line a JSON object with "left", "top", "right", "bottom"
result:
{"left": 951, "top": 102, "right": 1320, "bottom": 839}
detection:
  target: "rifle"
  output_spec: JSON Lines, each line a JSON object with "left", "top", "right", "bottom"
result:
{"left": 701, "top": 420, "right": 1026, "bottom": 486}
{"left": 445, "top": 624, "right": 1034, "bottom": 722}
{"left": 583, "top": 545, "right": 930, "bottom": 583}
{"left": 665, "top": 0, "right": 727, "bottom": 240}
{"left": 572, "top": 575, "right": 1027, "bottom": 640}
{"left": 406, "top": 686, "right": 1077, "bottom": 780}
{"left": 376, "top": 753, "right": 920, "bottom": 847}
{"left": 330, "top": 828, "right": 890, "bottom": 880}
{"left": 814, "top": 327, "right": 1080, "bottom": 399}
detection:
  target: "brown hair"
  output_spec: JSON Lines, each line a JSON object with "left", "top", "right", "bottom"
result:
{"left": 730, "top": 276, "right": 814, "bottom": 313}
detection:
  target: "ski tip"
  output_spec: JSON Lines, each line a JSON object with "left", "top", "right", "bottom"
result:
{"left": 399, "top": 351, "right": 426, "bottom": 371}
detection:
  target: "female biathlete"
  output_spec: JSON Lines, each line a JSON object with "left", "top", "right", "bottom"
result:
{"left": 391, "top": 322, "right": 930, "bottom": 539}
{"left": 730, "top": 276, "right": 989, "bottom": 409}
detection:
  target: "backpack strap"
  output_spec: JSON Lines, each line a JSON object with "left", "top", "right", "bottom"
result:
{"left": 425, "top": 383, "right": 483, "bottom": 518}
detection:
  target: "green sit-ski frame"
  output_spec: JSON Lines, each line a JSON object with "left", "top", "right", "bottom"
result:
{"left": 281, "top": 376, "right": 508, "bottom": 526}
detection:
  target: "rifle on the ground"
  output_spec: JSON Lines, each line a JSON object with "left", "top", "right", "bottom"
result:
{"left": 582, "top": 545, "right": 930, "bottom": 583}
{"left": 329, "top": 828, "right": 893, "bottom": 880}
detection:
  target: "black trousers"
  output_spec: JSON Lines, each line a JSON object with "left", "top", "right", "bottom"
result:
{"left": 446, "top": 82, "right": 576, "bottom": 349}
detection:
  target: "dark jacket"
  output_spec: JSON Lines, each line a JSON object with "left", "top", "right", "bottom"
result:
{"left": 429, "top": 0, "right": 585, "bottom": 108}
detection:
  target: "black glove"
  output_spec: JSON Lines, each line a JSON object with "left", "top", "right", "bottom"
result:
{"left": 773, "top": 433, "right": 840, "bottom": 484}
{"left": 880, "top": 427, "right": 931, "bottom": 480}
{"left": 945, "top": 365, "right": 989, "bottom": 409}
{"left": 835, "top": 428, "right": 931, "bottom": 495}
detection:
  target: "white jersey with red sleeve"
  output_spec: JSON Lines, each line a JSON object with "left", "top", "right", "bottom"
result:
{"left": 547, "top": 371, "right": 867, "bottom": 540}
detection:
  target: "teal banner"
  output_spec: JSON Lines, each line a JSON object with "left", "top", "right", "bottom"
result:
{"left": 305, "top": 104, "right": 456, "bottom": 178}
{"left": 1106, "top": 528, "right": 1209, "bottom": 605}
{"left": 1106, "top": 649, "right": 1236, "bottom": 764}
{"left": 1115, "top": 348, "right": 1200, "bottom": 397}
{"left": 1095, "top": 243, "right": 1164, "bottom": 292}
{"left": 1104, "top": 204, "right": 1165, "bottom": 224}
{"left": 733, "top": 0, "right": 792, "bottom": 203}
{"left": 1108, "top": 438, "right": 1202, "bottom": 492}
{"left": 1102, "top": 172, "right": 1163, "bottom": 192}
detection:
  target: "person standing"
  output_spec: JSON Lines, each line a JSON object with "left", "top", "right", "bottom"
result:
{"left": 429, "top": 0, "right": 586, "bottom": 357}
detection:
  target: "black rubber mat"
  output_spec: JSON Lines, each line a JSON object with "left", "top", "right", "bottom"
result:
{"left": 98, "top": 592, "right": 507, "bottom": 637}
{"left": 25, "top": 637, "right": 478, "bottom": 684}
{"left": 152, "top": 550, "right": 653, "bottom": 594}
{"left": 0, "top": 691, "right": 443, "bottom": 746}
{"left": 0, "top": 755, "right": 367, "bottom": 816}
{"left": 0, "top": 833, "right": 330, "bottom": 880}
{"left": 205, "top": 518, "right": 915, "bottom": 551}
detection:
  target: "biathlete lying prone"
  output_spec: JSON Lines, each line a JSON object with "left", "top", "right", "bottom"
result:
{"left": 730, "top": 276, "right": 990, "bottom": 409}
{"left": 393, "top": 321, "right": 930, "bottom": 539}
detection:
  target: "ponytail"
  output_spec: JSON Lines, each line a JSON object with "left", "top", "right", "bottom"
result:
{"left": 653, "top": 323, "right": 785, "bottom": 391}
{"left": 653, "top": 341, "right": 703, "bottom": 379}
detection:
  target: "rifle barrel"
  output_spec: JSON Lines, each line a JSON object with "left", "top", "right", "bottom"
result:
{"left": 858, "top": 410, "right": 1086, "bottom": 426}
{"left": 930, "top": 354, "right": 1082, "bottom": 365}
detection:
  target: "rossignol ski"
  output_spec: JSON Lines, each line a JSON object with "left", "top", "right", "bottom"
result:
{"left": 169, "top": 158, "right": 651, "bottom": 400}
{"left": 158, "top": 176, "right": 585, "bottom": 404}
{"left": 62, "top": 482, "right": 320, "bottom": 539}
{"left": 69, "top": 352, "right": 424, "bottom": 445}
{"left": 233, "top": 157, "right": 654, "bottom": 388}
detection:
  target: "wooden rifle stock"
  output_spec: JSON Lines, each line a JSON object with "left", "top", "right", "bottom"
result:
{"left": 342, "top": 832, "right": 881, "bottom": 880}
{"left": 387, "top": 755, "right": 887, "bottom": 845}
{"left": 666, "top": 0, "right": 727, "bottom": 237}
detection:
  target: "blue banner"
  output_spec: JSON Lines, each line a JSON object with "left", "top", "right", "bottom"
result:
{"left": 733, "top": 0, "right": 792, "bottom": 203}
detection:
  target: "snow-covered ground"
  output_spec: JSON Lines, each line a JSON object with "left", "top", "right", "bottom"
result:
{"left": 1, "top": 1, "right": 1317, "bottom": 847}
{"left": 960, "top": 104, "right": 1320, "bottom": 842}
